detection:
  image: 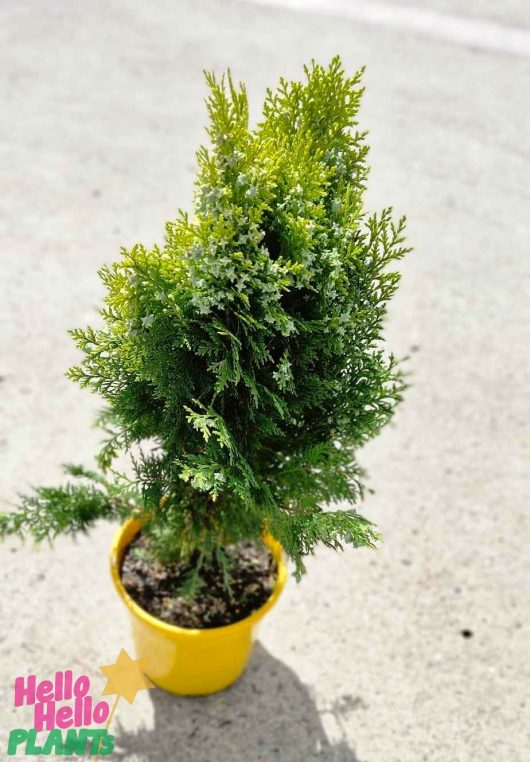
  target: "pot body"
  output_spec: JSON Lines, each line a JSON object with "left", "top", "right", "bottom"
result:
{"left": 110, "top": 519, "right": 287, "bottom": 696}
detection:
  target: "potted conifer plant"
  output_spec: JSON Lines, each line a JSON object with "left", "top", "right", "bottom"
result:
{"left": 0, "top": 57, "right": 409, "bottom": 695}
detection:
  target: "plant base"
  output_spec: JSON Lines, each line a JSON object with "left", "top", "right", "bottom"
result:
{"left": 109, "top": 519, "right": 287, "bottom": 696}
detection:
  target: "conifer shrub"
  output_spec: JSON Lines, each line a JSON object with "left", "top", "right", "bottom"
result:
{"left": 0, "top": 57, "right": 410, "bottom": 589}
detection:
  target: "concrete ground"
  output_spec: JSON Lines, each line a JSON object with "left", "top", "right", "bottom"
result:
{"left": 1, "top": 1, "right": 529, "bottom": 760}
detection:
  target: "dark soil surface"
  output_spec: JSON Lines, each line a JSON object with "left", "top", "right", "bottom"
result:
{"left": 120, "top": 533, "right": 277, "bottom": 629}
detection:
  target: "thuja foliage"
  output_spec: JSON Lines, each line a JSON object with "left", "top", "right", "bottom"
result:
{"left": 0, "top": 58, "right": 409, "bottom": 586}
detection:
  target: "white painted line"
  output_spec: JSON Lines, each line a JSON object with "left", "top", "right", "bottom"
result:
{"left": 239, "top": 0, "right": 530, "bottom": 57}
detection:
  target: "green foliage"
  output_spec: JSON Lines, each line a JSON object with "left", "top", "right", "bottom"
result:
{"left": 1, "top": 57, "right": 410, "bottom": 583}
{"left": 0, "top": 466, "right": 138, "bottom": 542}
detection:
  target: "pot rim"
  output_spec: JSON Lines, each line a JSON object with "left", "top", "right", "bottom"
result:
{"left": 110, "top": 517, "right": 288, "bottom": 638}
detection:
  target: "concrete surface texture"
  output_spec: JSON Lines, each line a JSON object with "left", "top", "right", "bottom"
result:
{"left": 0, "top": 1, "right": 528, "bottom": 760}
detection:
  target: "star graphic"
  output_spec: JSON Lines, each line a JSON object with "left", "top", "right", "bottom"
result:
{"left": 99, "top": 649, "right": 155, "bottom": 705}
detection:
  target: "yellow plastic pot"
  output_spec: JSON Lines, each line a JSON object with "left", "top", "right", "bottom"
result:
{"left": 110, "top": 518, "right": 287, "bottom": 696}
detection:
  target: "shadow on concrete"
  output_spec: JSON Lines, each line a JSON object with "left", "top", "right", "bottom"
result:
{"left": 112, "top": 642, "right": 362, "bottom": 761}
